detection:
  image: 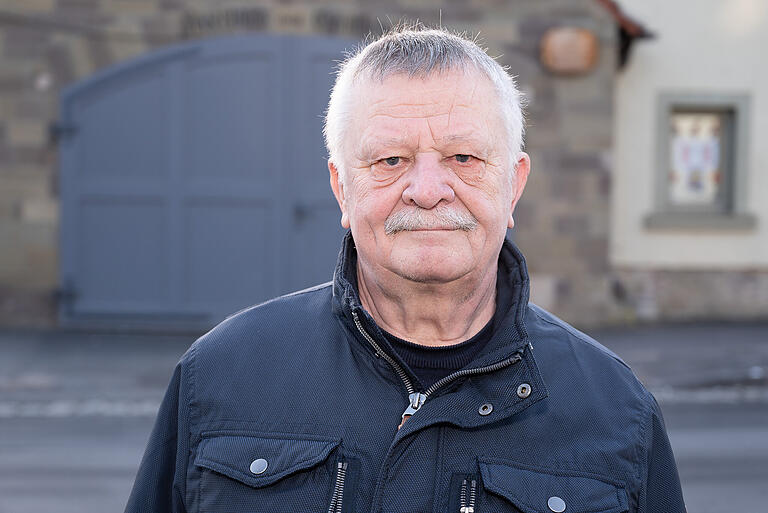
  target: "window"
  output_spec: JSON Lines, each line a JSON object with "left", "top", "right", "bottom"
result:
{"left": 645, "top": 93, "right": 755, "bottom": 229}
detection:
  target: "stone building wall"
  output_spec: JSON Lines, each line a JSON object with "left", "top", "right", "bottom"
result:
{"left": 0, "top": 0, "right": 653, "bottom": 328}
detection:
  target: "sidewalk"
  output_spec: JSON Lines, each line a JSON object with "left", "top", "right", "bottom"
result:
{"left": 0, "top": 329, "right": 191, "bottom": 418}
{"left": 0, "top": 320, "right": 767, "bottom": 418}
{"left": 592, "top": 320, "right": 768, "bottom": 403}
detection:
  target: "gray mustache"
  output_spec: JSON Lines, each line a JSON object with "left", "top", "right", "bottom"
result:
{"left": 384, "top": 206, "right": 479, "bottom": 235}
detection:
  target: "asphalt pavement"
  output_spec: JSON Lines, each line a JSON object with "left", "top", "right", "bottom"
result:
{"left": 0, "top": 320, "right": 766, "bottom": 512}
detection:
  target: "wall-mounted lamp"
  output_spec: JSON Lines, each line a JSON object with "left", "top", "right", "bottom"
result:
{"left": 540, "top": 27, "right": 599, "bottom": 75}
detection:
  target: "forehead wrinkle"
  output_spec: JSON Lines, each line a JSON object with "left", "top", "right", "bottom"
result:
{"left": 436, "top": 134, "right": 492, "bottom": 152}
{"left": 366, "top": 96, "right": 477, "bottom": 118}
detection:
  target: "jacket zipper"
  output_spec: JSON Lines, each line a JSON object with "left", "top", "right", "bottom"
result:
{"left": 352, "top": 311, "right": 524, "bottom": 429}
{"left": 327, "top": 461, "right": 348, "bottom": 513}
{"left": 459, "top": 476, "right": 477, "bottom": 513}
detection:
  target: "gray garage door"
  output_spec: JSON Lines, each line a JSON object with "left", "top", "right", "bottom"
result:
{"left": 58, "top": 34, "right": 357, "bottom": 328}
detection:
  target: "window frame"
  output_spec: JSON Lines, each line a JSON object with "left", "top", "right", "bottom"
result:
{"left": 645, "top": 92, "right": 755, "bottom": 230}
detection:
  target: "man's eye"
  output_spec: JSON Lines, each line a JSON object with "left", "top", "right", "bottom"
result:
{"left": 384, "top": 156, "right": 400, "bottom": 166}
{"left": 455, "top": 154, "right": 472, "bottom": 163}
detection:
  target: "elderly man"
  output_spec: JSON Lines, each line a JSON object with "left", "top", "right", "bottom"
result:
{"left": 126, "top": 28, "right": 685, "bottom": 513}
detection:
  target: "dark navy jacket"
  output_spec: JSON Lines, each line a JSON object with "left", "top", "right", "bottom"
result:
{"left": 126, "top": 234, "right": 685, "bottom": 513}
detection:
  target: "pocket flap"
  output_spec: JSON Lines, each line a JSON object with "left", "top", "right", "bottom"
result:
{"left": 479, "top": 459, "right": 628, "bottom": 513}
{"left": 194, "top": 433, "right": 341, "bottom": 488}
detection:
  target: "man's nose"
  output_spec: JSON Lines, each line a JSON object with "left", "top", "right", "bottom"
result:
{"left": 401, "top": 154, "right": 455, "bottom": 209}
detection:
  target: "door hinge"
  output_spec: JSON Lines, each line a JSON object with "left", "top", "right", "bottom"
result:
{"left": 49, "top": 121, "right": 78, "bottom": 145}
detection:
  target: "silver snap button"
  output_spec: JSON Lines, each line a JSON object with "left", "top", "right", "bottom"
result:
{"left": 478, "top": 402, "right": 493, "bottom": 415}
{"left": 249, "top": 458, "right": 268, "bottom": 474}
{"left": 548, "top": 496, "right": 566, "bottom": 512}
{"left": 517, "top": 383, "right": 532, "bottom": 399}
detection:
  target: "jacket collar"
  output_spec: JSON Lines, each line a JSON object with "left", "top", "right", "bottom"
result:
{"left": 332, "top": 231, "right": 532, "bottom": 364}
{"left": 332, "top": 231, "right": 547, "bottom": 432}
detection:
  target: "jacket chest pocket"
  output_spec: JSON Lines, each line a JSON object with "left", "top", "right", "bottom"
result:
{"left": 449, "top": 459, "right": 629, "bottom": 513}
{"left": 194, "top": 433, "right": 354, "bottom": 513}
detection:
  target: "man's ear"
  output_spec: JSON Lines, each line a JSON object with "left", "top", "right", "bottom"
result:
{"left": 508, "top": 152, "right": 531, "bottom": 229}
{"left": 329, "top": 161, "right": 350, "bottom": 229}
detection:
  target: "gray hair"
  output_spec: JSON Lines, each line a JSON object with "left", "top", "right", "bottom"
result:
{"left": 323, "top": 26, "right": 526, "bottom": 182}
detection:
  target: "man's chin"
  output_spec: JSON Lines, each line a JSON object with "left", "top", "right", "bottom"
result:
{"left": 398, "top": 270, "right": 464, "bottom": 284}
{"left": 392, "top": 254, "right": 472, "bottom": 284}
{"left": 386, "top": 231, "right": 475, "bottom": 282}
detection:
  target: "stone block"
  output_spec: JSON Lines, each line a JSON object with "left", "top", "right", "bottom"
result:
{"left": 25, "top": 244, "right": 58, "bottom": 288}
{"left": 109, "top": 0, "right": 158, "bottom": 15}
{"left": 7, "top": 120, "right": 47, "bottom": 147}
{"left": 142, "top": 13, "right": 183, "bottom": 45}
{"left": 550, "top": 173, "right": 583, "bottom": 201}
{"left": 395, "top": 0, "right": 443, "bottom": 8}
{"left": 520, "top": 236, "right": 583, "bottom": 274}
{"left": 554, "top": 214, "right": 589, "bottom": 235}
{"left": 312, "top": 9, "right": 345, "bottom": 35}
{"left": 0, "top": 145, "right": 52, "bottom": 167}
{"left": 271, "top": 5, "right": 312, "bottom": 34}
{"left": 558, "top": 149, "right": 605, "bottom": 173}
{"left": 524, "top": 104, "right": 562, "bottom": 150}
{"left": 2, "top": 0, "right": 56, "bottom": 12}
{"left": 511, "top": 200, "right": 535, "bottom": 230}
{"left": 12, "top": 91, "right": 56, "bottom": 119}
{"left": 105, "top": 38, "right": 139, "bottom": 68}
{"left": 559, "top": 112, "right": 613, "bottom": 152}
{"left": 67, "top": 38, "right": 94, "bottom": 80}
{"left": 516, "top": 16, "right": 554, "bottom": 56}
{"left": 0, "top": 202, "right": 19, "bottom": 220}
{"left": 475, "top": 18, "right": 520, "bottom": 47}
{"left": 99, "top": 20, "right": 141, "bottom": 63}
{"left": 438, "top": 8, "right": 485, "bottom": 28}
{"left": 588, "top": 209, "right": 609, "bottom": 238}
{"left": 346, "top": 12, "right": 380, "bottom": 37}
{"left": 611, "top": 268, "right": 768, "bottom": 323}
{"left": 574, "top": 237, "right": 609, "bottom": 273}
{"left": 20, "top": 198, "right": 58, "bottom": 224}
{"left": 56, "top": 0, "right": 100, "bottom": 12}
{"left": 552, "top": 273, "right": 617, "bottom": 328}
{"left": 529, "top": 272, "right": 558, "bottom": 311}
{"left": 0, "top": 170, "right": 52, "bottom": 200}
{"left": 159, "top": 0, "right": 185, "bottom": 10}
{"left": 597, "top": 166, "right": 611, "bottom": 198}
{"left": 0, "top": 223, "right": 26, "bottom": 281}
{"left": 0, "top": 220, "right": 57, "bottom": 288}
{"left": 0, "top": 287, "right": 57, "bottom": 327}
{"left": 0, "top": 59, "right": 33, "bottom": 92}
{"left": 47, "top": 41, "right": 75, "bottom": 85}
{"left": 2, "top": 26, "right": 50, "bottom": 59}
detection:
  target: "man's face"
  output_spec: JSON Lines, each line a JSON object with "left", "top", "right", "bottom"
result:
{"left": 329, "top": 69, "right": 529, "bottom": 285}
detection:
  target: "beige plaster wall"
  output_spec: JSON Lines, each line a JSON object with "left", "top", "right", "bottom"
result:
{"left": 611, "top": 0, "right": 768, "bottom": 269}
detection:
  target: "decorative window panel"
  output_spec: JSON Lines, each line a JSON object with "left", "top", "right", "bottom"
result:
{"left": 667, "top": 111, "right": 730, "bottom": 211}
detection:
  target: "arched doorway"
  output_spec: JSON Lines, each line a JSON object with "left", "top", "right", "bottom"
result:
{"left": 58, "top": 34, "right": 357, "bottom": 328}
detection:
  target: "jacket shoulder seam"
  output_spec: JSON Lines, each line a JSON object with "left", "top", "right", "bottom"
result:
{"left": 221, "top": 282, "right": 333, "bottom": 322}
{"left": 528, "top": 304, "right": 632, "bottom": 371}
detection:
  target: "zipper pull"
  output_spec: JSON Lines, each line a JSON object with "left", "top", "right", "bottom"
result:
{"left": 398, "top": 392, "right": 426, "bottom": 429}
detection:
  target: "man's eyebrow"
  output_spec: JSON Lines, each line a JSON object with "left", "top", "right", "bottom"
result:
{"left": 359, "top": 136, "right": 413, "bottom": 157}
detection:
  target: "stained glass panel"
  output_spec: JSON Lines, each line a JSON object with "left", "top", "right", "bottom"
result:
{"left": 668, "top": 113, "right": 723, "bottom": 207}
